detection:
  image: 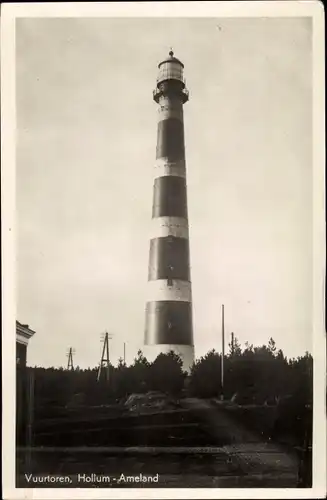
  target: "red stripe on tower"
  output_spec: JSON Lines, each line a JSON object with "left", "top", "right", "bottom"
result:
{"left": 144, "top": 50, "right": 194, "bottom": 372}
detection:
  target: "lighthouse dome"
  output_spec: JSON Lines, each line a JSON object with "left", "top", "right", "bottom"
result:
{"left": 158, "top": 50, "right": 184, "bottom": 69}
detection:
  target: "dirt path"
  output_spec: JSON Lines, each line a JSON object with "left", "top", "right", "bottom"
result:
{"left": 181, "top": 398, "right": 299, "bottom": 479}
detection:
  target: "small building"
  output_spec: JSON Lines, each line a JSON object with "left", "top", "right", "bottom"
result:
{"left": 16, "top": 321, "right": 35, "bottom": 367}
{"left": 16, "top": 320, "right": 35, "bottom": 445}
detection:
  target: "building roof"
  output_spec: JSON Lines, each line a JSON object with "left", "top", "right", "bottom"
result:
{"left": 158, "top": 50, "right": 184, "bottom": 69}
{"left": 17, "top": 320, "right": 32, "bottom": 329}
{"left": 16, "top": 320, "right": 35, "bottom": 345}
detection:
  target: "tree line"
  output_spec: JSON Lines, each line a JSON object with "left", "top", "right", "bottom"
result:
{"left": 17, "top": 337, "right": 312, "bottom": 450}
{"left": 27, "top": 336, "right": 312, "bottom": 411}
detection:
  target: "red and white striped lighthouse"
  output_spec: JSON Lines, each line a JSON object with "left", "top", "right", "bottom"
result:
{"left": 144, "top": 50, "right": 194, "bottom": 372}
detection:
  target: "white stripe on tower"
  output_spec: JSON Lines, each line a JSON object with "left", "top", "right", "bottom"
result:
{"left": 154, "top": 158, "right": 186, "bottom": 179}
{"left": 143, "top": 344, "right": 195, "bottom": 373}
{"left": 146, "top": 280, "right": 192, "bottom": 303}
{"left": 149, "top": 216, "right": 189, "bottom": 239}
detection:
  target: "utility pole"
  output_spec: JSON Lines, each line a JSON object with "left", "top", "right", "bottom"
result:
{"left": 221, "top": 304, "right": 225, "bottom": 401}
{"left": 66, "top": 347, "right": 75, "bottom": 370}
{"left": 123, "top": 342, "right": 126, "bottom": 365}
{"left": 97, "top": 332, "right": 113, "bottom": 382}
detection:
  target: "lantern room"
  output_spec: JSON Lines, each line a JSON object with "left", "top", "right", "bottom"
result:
{"left": 153, "top": 50, "right": 189, "bottom": 104}
{"left": 157, "top": 50, "right": 185, "bottom": 85}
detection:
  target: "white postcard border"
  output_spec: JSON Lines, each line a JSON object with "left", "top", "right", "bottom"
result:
{"left": 1, "top": 2, "right": 326, "bottom": 499}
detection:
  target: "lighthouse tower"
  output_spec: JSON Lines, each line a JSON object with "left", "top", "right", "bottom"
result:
{"left": 144, "top": 50, "right": 194, "bottom": 372}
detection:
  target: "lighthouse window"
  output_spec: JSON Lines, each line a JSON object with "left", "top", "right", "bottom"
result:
{"left": 158, "top": 62, "right": 183, "bottom": 82}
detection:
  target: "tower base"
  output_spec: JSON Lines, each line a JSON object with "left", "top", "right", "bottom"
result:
{"left": 143, "top": 344, "right": 195, "bottom": 373}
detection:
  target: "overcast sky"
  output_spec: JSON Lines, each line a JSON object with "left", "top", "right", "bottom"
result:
{"left": 16, "top": 16, "right": 313, "bottom": 368}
